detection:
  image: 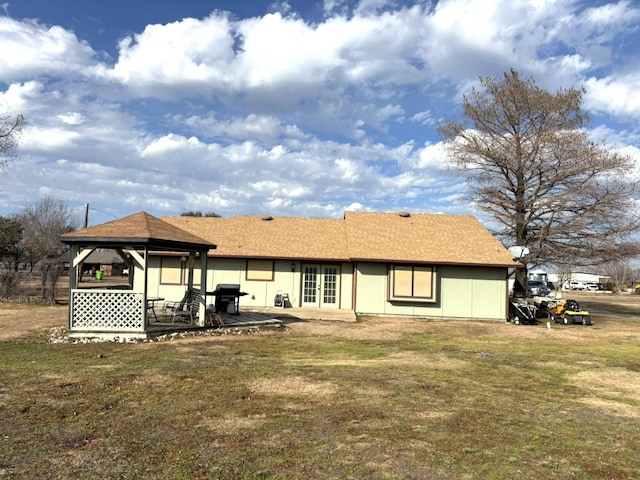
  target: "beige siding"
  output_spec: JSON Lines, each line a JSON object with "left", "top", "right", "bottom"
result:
{"left": 153, "top": 257, "right": 506, "bottom": 318}
{"left": 154, "top": 258, "right": 353, "bottom": 310}
{"left": 339, "top": 262, "right": 354, "bottom": 310}
{"left": 146, "top": 256, "right": 162, "bottom": 298}
{"left": 355, "top": 263, "right": 507, "bottom": 320}
{"left": 439, "top": 267, "right": 507, "bottom": 319}
{"left": 354, "top": 263, "right": 397, "bottom": 314}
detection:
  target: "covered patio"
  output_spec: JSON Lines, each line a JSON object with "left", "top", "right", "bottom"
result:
{"left": 61, "top": 212, "right": 216, "bottom": 340}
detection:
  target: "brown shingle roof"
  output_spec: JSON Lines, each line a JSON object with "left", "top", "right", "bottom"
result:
{"left": 344, "top": 211, "right": 515, "bottom": 266}
{"left": 162, "top": 211, "right": 516, "bottom": 267}
{"left": 162, "top": 215, "right": 350, "bottom": 260}
{"left": 61, "top": 212, "right": 215, "bottom": 251}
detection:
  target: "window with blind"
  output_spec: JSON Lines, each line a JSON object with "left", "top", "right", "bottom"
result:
{"left": 160, "top": 257, "right": 183, "bottom": 285}
{"left": 246, "top": 259, "right": 274, "bottom": 281}
{"left": 388, "top": 265, "right": 437, "bottom": 303}
{"left": 159, "top": 256, "right": 202, "bottom": 285}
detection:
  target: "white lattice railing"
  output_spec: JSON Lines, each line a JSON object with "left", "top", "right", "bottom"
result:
{"left": 71, "top": 290, "right": 145, "bottom": 332}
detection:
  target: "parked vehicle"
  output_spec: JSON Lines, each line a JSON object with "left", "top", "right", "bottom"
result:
{"left": 526, "top": 280, "right": 550, "bottom": 297}
{"left": 569, "top": 281, "right": 585, "bottom": 290}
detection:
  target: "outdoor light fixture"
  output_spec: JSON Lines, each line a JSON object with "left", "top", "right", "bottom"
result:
{"left": 291, "top": 263, "right": 295, "bottom": 272}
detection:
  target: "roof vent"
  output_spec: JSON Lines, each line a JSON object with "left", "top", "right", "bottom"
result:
{"left": 261, "top": 215, "right": 273, "bottom": 221}
{"left": 398, "top": 211, "right": 411, "bottom": 218}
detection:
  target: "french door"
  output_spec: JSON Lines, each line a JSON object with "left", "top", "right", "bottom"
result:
{"left": 302, "top": 264, "right": 339, "bottom": 308}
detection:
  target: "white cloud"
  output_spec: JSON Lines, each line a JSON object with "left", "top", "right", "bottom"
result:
{"left": 105, "top": 13, "right": 237, "bottom": 99}
{"left": 57, "top": 112, "right": 85, "bottom": 125}
{"left": 323, "top": 0, "right": 348, "bottom": 15}
{"left": 23, "top": 126, "right": 81, "bottom": 150}
{"left": 584, "top": 73, "right": 640, "bottom": 119}
{"left": 181, "top": 113, "right": 285, "bottom": 144}
{"left": 414, "top": 142, "right": 448, "bottom": 170}
{"left": 0, "top": 17, "right": 97, "bottom": 82}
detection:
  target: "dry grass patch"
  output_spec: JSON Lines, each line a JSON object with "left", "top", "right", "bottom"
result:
{"left": 378, "top": 351, "right": 471, "bottom": 370}
{"left": 579, "top": 398, "right": 640, "bottom": 418}
{"left": 250, "top": 375, "right": 339, "bottom": 398}
{"left": 199, "top": 413, "right": 268, "bottom": 434}
{"left": 572, "top": 368, "right": 640, "bottom": 400}
{"left": 0, "top": 303, "right": 66, "bottom": 340}
{"left": 291, "top": 316, "right": 431, "bottom": 340}
{"left": 571, "top": 363, "right": 640, "bottom": 419}
{"left": 131, "top": 373, "right": 172, "bottom": 387}
{"left": 285, "top": 351, "right": 470, "bottom": 370}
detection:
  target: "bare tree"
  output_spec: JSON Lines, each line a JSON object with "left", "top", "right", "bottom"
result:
{"left": 600, "top": 260, "right": 634, "bottom": 293}
{"left": 0, "top": 108, "right": 26, "bottom": 168}
{"left": 439, "top": 69, "right": 639, "bottom": 282}
{"left": 18, "top": 196, "right": 79, "bottom": 303}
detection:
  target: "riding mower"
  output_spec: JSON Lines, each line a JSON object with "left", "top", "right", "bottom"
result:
{"left": 551, "top": 299, "right": 592, "bottom": 326}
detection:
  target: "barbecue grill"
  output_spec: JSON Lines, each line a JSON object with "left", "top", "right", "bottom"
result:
{"left": 209, "top": 284, "right": 247, "bottom": 314}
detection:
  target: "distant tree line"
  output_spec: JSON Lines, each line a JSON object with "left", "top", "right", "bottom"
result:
{"left": 180, "top": 210, "right": 221, "bottom": 217}
{"left": 0, "top": 196, "right": 78, "bottom": 303}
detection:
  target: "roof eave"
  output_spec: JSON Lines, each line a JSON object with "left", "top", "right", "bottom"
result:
{"left": 60, "top": 236, "right": 216, "bottom": 252}
{"left": 349, "top": 257, "right": 517, "bottom": 268}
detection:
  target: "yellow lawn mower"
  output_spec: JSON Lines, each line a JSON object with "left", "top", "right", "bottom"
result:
{"left": 551, "top": 299, "right": 592, "bottom": 326}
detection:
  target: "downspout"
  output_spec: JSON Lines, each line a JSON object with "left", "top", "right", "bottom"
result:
{"left": 352, "top": 262, "right": 357, "bottom": 313}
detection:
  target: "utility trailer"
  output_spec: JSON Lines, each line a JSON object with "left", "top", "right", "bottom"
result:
{"left": 508, "top": 299, "right": 539, "bottom": 325}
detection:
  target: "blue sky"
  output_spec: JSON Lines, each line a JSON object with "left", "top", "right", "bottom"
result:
{"left": 0, "top": 0, "right": 639, "bottom": 226}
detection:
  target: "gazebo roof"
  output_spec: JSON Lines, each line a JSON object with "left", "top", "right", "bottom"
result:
{"left": 61, "top": 211, "right": 216, "bottom": 251}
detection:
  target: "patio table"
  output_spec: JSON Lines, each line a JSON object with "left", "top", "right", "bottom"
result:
{"left": 146, "top": 297, "right": 164, "bottom": 322}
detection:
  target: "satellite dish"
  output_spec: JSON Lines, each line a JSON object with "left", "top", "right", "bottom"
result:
{"left": 508, "top": 246, "right": 529, "bottom": 260}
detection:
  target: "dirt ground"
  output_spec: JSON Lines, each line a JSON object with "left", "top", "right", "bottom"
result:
{"left": 0, "top": 291, "right": 638, "bottom": 342}
{"left": 0, "top": 303, "right": 68, "bottom": 340}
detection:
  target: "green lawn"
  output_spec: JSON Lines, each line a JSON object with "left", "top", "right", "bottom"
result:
{"left": 1, "top": 300, "right": 640, "bottom": 479}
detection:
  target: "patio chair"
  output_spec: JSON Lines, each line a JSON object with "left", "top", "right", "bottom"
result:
{"left": 163, "top": 288, "right": 201, "bottom": 324}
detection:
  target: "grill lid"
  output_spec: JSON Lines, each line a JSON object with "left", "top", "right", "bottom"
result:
{"left": 212, "top": 284, "right": 247, "bottom": 297}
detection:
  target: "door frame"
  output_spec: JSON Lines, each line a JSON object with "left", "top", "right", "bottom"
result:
{"left": 301, "top": 263, "right": 341, "bottom": 308}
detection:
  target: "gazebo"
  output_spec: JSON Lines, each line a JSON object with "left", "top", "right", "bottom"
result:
{"left": 60, "top": 212, "right": 216, "bottom": 340}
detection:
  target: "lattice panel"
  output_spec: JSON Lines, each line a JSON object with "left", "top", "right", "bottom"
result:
{"left": 71, "top": 290, "right": 145, "bottom": 331}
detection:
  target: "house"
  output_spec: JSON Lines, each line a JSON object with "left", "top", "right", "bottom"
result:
{"left": 152, "top": 211, "right": 517, "bottom": 321}
{"left": 80, "top": 250, "right": 127, "bottom": 276}
{"left": 60, "top": 210, "right": 517, "bottom": 339}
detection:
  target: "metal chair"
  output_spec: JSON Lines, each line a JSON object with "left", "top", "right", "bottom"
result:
{"left": 163, "top": 288, "right": 201, "bottom": 324}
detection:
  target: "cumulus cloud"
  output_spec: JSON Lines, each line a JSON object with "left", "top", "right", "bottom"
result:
{"left": 0, "top": 0, "right": 638, "bottom": 220}
{"left": 584, "top": 73, "right": 640, "bottom": 119}
{"left": 107, "top": 13, "right": 236, "bottom": 94}
{"left": 0, "top": 17, "right": 97, "bottom": 82}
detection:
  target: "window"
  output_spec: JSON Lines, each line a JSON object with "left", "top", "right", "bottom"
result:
{"left": 246, "top": 259, "right": 274, "bottom": 281}
{"left": 160, "top": 256, "right": 202, "bottom": 285}
{"left": 388, "top": 265, "right": 437, "bottom": 303}
{"left": 160, "top": 257, "right": 182, "bottom": 285}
